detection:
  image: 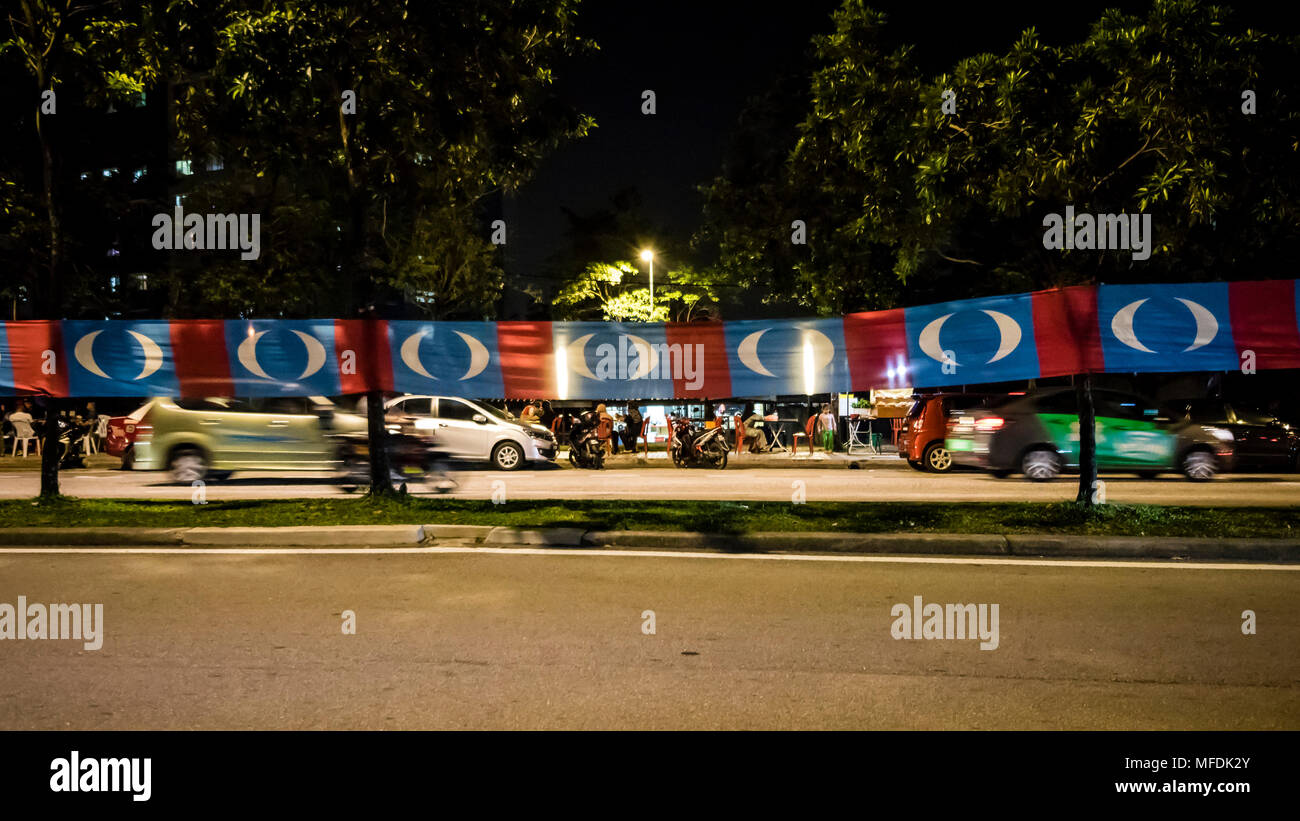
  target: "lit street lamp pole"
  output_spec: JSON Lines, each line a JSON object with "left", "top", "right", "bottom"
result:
{"left": 640, "top": 248, "right": 654, "bottom": 317}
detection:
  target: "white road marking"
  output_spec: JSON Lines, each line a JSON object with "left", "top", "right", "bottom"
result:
{"left": 0, "top": 545, "right": 1295, "bottom": 571}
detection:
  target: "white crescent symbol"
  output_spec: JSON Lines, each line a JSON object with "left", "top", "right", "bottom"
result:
{"left": 126, "top": 330, "right": 163, "bottom": 380}
{"left": 1112, "top": 299, "right": 1156, "bottom": 354}
{"left": 75, "top": 331, "right": 111, "bottom": 380}
{"left": 1175, "top": 298, "right": 1218, "bottom": 352}
{"left": 982, "top": 310, "right": 1022, "bottom": 364}
{"left": 566, "top": 333, "right": 600, "bottom": 380}
{"left": 625, "top": 334, "right": 660, "bottom": 380}
{"left": 805, "top": 329, "right": 835, "bottom": 373}
{"left": 454, "top": 330, "right": 490, "bottom": 381}
{"left": 919, "top": 314, "right": 958, "bottom": 366}
{"left": 292, "top": 330, "right": 326, "bottom": 380}
{"left": 738, "top": 330, "right": 776, "bottom": 377}
{"left": 237, "top": 330, "right": 274, "bottom": 380}
{"left": 400, "top": 329, "right": 436, "bottom": 381}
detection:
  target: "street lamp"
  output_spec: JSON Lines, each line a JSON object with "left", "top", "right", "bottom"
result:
{"left": 639, "top": 248, "right": 654, "bottom": 316}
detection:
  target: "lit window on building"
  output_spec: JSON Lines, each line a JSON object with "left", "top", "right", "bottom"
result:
{"left": 175, "top": 159, "right": 193, "bottom": 176}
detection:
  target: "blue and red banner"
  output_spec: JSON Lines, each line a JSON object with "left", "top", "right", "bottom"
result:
{"left": 2, "top": 279, "right": 1297, "bottom": 399}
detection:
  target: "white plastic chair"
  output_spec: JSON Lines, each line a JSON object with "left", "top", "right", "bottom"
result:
{"left": 10, "top": 418, "right": 40, "bottom": 457}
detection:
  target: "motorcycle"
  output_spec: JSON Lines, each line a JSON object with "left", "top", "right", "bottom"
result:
{"left": 566, "top": 410, "right": 606, "bottom": 469}
{"left": 668, "top": 417, "right": 729, "bottom": 469}
{"left": 333, "top": 419, "right": 456, "bottom": 494}
{"left": 53, "top": 416, "right": 88, "bottom": 470}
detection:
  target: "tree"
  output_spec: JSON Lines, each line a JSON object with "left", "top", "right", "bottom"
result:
{"left": 553, "top": 261, "right": 722, "bottom": 322}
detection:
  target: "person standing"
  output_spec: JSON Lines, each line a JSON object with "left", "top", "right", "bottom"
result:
{"left": 816, "top": 403, "right": 837, "bottom": 453}
{"left": 623, "top": 405, "right": 643, "bottom": 452}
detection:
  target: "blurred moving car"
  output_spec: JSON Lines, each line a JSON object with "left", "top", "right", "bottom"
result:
{"left": 130, "top": 396, "right": 367, "bottom": 482}
{"left": 899, "top": 393, "right": 1003, "bottom": 472}
{"left": 1171, "top": 400, "right": 1298, "bottom": 472}
{"left": 383, "top": 395, "right": 556, "bottom": 470}
{"left": 945, "top": 388, "right": 1234, "bottom": 481}
{"left": 104, "top": 400, "right": 158, "bottom": 468}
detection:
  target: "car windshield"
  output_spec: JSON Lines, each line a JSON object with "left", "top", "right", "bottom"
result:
{"left": 476, "top": 402, "right": 514, "bottom": 422}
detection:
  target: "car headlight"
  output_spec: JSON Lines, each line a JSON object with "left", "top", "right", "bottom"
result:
{"left": 1204, "top": 426, "right": 1234, "bottom": 442}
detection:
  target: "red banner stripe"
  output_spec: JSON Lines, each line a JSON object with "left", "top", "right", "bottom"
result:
{"left": 170, "top": 320, "right": 232, "bottom": 397}
{"left": 664, "top": 322, "right": 730, "bottom": 398}
{"left": 842, "top": 308, "right": 910, "bottom": 391}
{"left": 335, "top": 319, "right": 392, "bottom": 394}
{"left": 1032, "top": 286, "right": 1104, "bottom": 377}
{"left": 496, "top": 321, "right": 554, "bottom": 399}
{"left": 4, "top": 321, "right": 68, "bottom": 396}
{"left": 1229, "top": 280, "right": 1300, "bottom": 370}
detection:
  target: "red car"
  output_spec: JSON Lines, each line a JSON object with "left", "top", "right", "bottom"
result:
{"left": 899, "top": 393, "right": 1005, "bottom": 472}
{"left": 104, "top": 401, "right": 156, "bottom": 468}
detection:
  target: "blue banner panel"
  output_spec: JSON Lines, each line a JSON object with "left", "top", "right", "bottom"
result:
{"left": 1098, "top": 283, "right": 1237, "bottom": 373}
{"left": 553, "top": 322, "right": 677, "bottom": 399}
{"left": 223, "top": 320, "right": 341, "bottom": 397}
{"left": 903, "top": 292, "right": 1041, "bottom": 388}
{"left": 64, "top": 321, "right": 181, "bottom": 397}
{"left": 389, "top": 321, "right": 505, "bottom": 398}
{"left": 723, "top": 318, "right": 850, "bottom": 397}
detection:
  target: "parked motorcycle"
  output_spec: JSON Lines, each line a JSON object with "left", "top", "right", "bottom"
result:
{"left": 333, "top": 421, "right": 456, "bottom": 493}
{"left": 566, "top": 410, "right": 606, "bottom": 469}
{"left": 668, "top": 417, "right": 729, "bottom": 469}
{"left": 54, "top": 416, "right": 88, "bottom": 470}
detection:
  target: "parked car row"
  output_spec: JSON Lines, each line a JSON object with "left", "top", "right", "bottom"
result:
{"left": 110, "top": 394, "right": 557, "bottom": 482}
{"left": 901, "top": 389, "right": 1297, "bottom": 481}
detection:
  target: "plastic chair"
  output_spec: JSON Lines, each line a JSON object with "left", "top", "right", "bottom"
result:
{"left": 732, "top": 414, "right": 745, "bottom": 453}
{"left": 790, "top": 415, "right": 816, "bottom": 456}
{"left": 636, "top": 417, "right": 650, "bottom": 457}
{"left": 10, "top": 418, "right": 40, "bottom": 457}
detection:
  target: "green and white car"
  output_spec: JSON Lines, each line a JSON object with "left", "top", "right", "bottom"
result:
{"left": 945, "top": 388, "right": 1235, "bottom": 481}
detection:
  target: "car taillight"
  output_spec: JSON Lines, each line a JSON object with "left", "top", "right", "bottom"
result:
{"left": 975, "top": 417, "right": 1005, "bottom": 432}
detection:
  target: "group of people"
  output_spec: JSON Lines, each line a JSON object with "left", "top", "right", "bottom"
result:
{"left": 735, "top": 402, "right": 838, "bottom": 454}
{"left": 1, "top": 400, "right": 102, "bottom": 457}
{"left": 525, "top": 400, "right": 645, "bottom": 454}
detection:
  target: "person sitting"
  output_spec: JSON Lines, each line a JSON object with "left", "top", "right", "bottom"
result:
{"left": 741, "top": 403, "right": 768, "bottom": 453}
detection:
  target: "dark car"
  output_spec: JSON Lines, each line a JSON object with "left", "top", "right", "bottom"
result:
{"left": 899, "top": 392, "right": 1004, "bottom": 472}
{"left": 945, "top": 388, "right": 1235, "bottom": 481}
{"left": 1172, "top": 400, "right": 1298, "bottom": 472}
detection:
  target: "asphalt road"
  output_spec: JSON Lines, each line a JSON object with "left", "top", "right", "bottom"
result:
{"left": 3, "top": 458, "right": 1300, "bottom": 505}
{"left": 0, "top": 547, "right": 1296, "bottom": 729}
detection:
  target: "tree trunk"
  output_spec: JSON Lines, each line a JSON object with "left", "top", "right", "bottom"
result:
{"left": 365, "top": 390, "right": 393, "bottom": 497}
{"left": 39, "top": 399, "right": 61, "bottom": 498}
{"left": 1075, "top": 373, "right": 1097, "bottom": 505}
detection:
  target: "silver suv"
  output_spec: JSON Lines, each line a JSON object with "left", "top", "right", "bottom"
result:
{"left": 383, "top": 395, "right": 556, "bottom": 470}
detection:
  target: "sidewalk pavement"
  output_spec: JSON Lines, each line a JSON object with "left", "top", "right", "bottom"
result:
{"left": 0, "top": 525, "right": 1295, "bottom": 561}
{"left": 593, "top": 448, "right": 902, "bottom": 469}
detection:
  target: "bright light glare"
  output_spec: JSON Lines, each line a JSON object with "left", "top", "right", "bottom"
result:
{"left": 639, "top": 249, "right": 654, "bottom": 262}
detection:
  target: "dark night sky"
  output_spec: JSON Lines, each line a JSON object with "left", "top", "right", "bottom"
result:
{"left": 502, "top": 1, "right": 1292, "bottom": 300}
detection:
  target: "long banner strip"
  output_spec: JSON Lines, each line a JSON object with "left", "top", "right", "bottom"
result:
{"left": 2, "top": 280, "right": 1296, "bottom": 399}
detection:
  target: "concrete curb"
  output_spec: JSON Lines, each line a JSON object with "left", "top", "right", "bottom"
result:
{"left": 582, "top": 530, "right": 1009, "bottom": 555}
{"left": 181, "top": 525, "right": 426, "bottom": 546}
{"left": 0, "top": 528, "right": 184, "bottom": 546}
{"left": 0, "top": 526, "right": 1295, "bottom": 560}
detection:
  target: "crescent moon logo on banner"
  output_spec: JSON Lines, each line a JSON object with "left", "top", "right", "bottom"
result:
{"left": 1175, "top": 298, "right": 1218, "bottom": 352}
{"left": 74, "top": 331, "right": 111, "bottom": 379}
{"left": 625, "top": 334, "right": 660, "bottom": 380}
{"left": 919, "top": 314, "right": 957, "bottom": 366}
{"left": 738, "top": 330, "right": 776, "bottom": 377}
{"left": 453, "top": 331, "right": 490, "bottom": 381}
{"left": 237, "top": 330, "right": 274, "bottom": 380}
{"left": 126, "top": 330, "right": 164, "bottom": 380}
{"left": 806, "top": 329, "right": 835, "bottom": 373}
{"left": 566, "top": 333, "right": 600, "bottom": 380}
{"left": 982, "top": 310, "right": 1022, "bottom": 364}
{"left": 400, "top": 329, "right": 436, "bottom": 380}
{"left": 291, "top": 330, "right": 326, "bottom": 380}
{"left": 1112, "top": 299, "right": 1157, "bottom": 354}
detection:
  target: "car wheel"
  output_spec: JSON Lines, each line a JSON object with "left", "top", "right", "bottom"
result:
{"left": 907, "top": 459, "right": 925, "bottom": 471}
{"left": 492, "top": 441, "right": 524, "bottom": 471}
{"left": 169, "top": 448, "right": 208, "bottom": 484}
{"left": 120, "top": 445, "right": 135, "bottom": 471}
{"left": 922, "top": 442, "right": 953, "bottom": 473}
{"left": 1181, "top": 449, "right": 1217, "bottom": 481}
{"left": 1020, "top": 448, "right": 1060, "bottom": 481}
